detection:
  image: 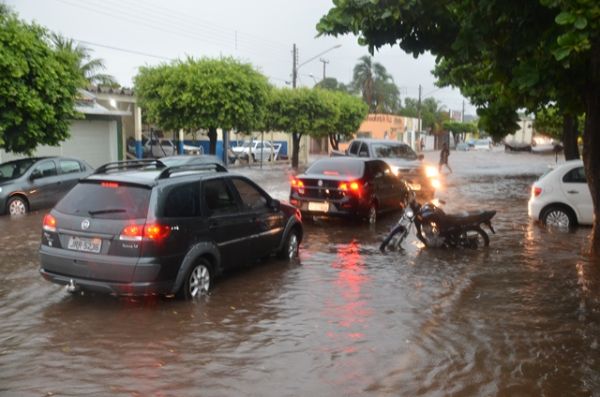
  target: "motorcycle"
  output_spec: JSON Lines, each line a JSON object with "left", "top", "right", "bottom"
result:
{"left": 380, "top": 195, "right": 496, "bottom": 251}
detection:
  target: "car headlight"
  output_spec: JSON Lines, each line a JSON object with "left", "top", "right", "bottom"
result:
{"left": 425, "top": 166, "right": 439, "bottom": 178}
{"left": 391, "top": 166, "right": 400, "bottom": 176}
{"left": 431, "top": 179, "right": 441, "bottom": 190}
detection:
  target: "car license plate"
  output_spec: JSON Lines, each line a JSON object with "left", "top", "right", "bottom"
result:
{"left": 67, "top": 236, "right": 102, "bottom": 253}
{"left": 308, "top": 201, "right": 329, "bottom": 212}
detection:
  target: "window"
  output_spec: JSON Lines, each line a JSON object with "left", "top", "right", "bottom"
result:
{"left": 563, "top": 167, "right": 586, "bottom": 183}
{"left": 231, "top": 178, "right": 268, "bottom": 211}
{"left": 348, "top": 141, "right": 361, "bottom": 155}
{"left": 55, "top": 182, "right": 151, "bottom": 219}
{"left": 34, "top": 161, "right": 57, "bottom": 178}
{"left": 60, "top": 160, "right": 82, "bottom": 174}
{"left": 202, "top": 179, "right": 238, "bottom": 215}
{"left": 163, "top": 183, "right": 200, "bottom": 217}
{"left": 358, "top": 143, "right": 369, "bottom": 157}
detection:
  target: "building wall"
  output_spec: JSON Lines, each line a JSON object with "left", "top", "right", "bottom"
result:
{"left": 0, "top": 119, "right": 118, "bottom": 167}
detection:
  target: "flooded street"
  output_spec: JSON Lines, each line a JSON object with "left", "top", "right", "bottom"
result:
{"left": 1, "top": 149, "right": 599, "bottom": 396}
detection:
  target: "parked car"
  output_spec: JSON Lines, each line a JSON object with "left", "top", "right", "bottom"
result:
{"left": 338, "top": 139, "right": 440, "bottom": 199}
{"left": 39, "top": 159, "right": 303, "bottom": 299}
{"left": 472, "top": 139, "right": 492, "bottom": 151}
{"left": 231, "top": 140, "right": 281, "bottom": 162}
{"left": 145, "top": 138, "right": 202, "bottom": 157}
{"left": 289, "top": 157, "right": 410, "bottom": 223}
{"left": 528, "top": 159, "right": 592, "bottom": 228}
{"left": 159, "top": 154, "right": 226, "bottom": 169}
{"left": 0, "top": 157, "right": 93, "bottom": 216}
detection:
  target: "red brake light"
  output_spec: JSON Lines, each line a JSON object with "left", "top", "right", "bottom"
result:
{"left": 532, "top": 186, "right": 542, "bottom": 197}
{"left": 120, "top": 223, "right": 170, "bottom": 241}
{"left": 101, "top": 182, "right": 119, "bottom": 188}
{"left": 144, "top": 224, "right": 171, "bottom": 240}
{"left": 340, "top": 181, "right": 361, "bottom": 194}
{"left": 291, "top": 178, "right": 304, "bottom": 188}
{"left": 43, "top": 214, "right": 57, "bottom": 232}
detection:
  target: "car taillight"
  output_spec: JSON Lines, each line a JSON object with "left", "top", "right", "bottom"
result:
{"left": 120, "top": 223, "right": 170, "bottom": 241}
{"left": 291, "top": 178, "right": 305, "bottom": 194}
{"left": 339, "top": 181, "right": 361, "bottom": 194}
{"left": 43, "top": 214, "right": 57, "bottom": 232}
{"left": 532, "top": 186, "right": 542, "bottom": 197}
{"left": 101, "top": 182, "right": 119, "bottom": 188}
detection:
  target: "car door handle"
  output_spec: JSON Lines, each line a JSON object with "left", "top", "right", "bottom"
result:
{"left": 567, "top": 190, "right": 578, "bottom": 194}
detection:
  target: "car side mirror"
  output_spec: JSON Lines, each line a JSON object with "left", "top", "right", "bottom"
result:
{"left": 418, "top": 154, "right": 424, "bottom": 160}
{"left": 30, "top": 170, "right": 42, "bottom": 180}
{"left": 269, "top": 198, "right": 281, "bottom": 211}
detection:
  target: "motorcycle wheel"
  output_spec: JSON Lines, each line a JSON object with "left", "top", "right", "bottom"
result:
{"left": 379, "top": 225, "right": 406, "bottom": 252}
{"left": 460, "top": 227, "right": 489, "bottom": 249}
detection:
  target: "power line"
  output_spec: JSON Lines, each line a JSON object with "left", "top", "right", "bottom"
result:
{"left": 51, "top": 0, "right": 290, "bottom": 64}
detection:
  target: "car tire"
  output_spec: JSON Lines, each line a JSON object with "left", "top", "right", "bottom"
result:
{"left": 367, "top": 203, "right": 377, "bottom": 224}
{"left": 278, "top": 229, "right": 300, "bottom": 260}
{"left": 541, "top": 205, "right": 576, "bottom": 229}
{"left": 178, "top": 258, "right": 212, "bottom": 300}
{"left": 7, "top": 196, "right": 28, "bottom": 216}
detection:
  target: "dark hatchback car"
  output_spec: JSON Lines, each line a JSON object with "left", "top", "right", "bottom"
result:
{"left": 39, "top": 159, "right": 303, "bottom": 299}
{"left": 289, "top": 157, "right": 409, "bottom": 223}
{"left": 0, "top": 157, "right": 93, "bottom": 216}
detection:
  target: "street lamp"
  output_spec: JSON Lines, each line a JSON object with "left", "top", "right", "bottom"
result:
{"left": 292, "top": 44, "right": 341, "bottom": 88}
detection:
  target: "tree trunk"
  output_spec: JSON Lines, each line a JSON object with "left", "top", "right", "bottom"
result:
{"left": 291, "top": 132, "right": 302, "bottom": 169}
{"left": 208, "top": 127, "right": 217, "bottom": 155}
{"left": 562, "top": 114, "right": 580, "bottom": 160}
{"left": 583, "top": 41, "right": 600, "bottom": 257}
{"left": 329, "top": 134, "right": 339, "bottom": 151}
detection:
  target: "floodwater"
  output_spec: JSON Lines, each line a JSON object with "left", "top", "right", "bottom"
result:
{"left": 1, "top": 149, "right": 599, "bottom": 397}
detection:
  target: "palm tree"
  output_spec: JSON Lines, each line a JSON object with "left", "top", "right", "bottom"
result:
{"left": 352, "top": 55, "right": 400, "bottom": 113}
{"left": 51, "top": 34, "right": 118, "bottom": 87}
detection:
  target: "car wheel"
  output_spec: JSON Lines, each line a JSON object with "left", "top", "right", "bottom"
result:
{"left": 7, "top": 196, "right": 28, "bottom": 216}
{"left": 367, "top": 203, "right": 377, "bottom": 224}
{"left": 179, "top": 259, "right": 212, "bottom": 300}
{"left": 541, "top": 205, "right": 575, "bottom": 229}
{"left": 278, "top": 229, "right": 300, "bottom": 260}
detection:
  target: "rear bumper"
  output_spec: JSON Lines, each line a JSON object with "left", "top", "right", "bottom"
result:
{"left": 39, "top": 245, "right": 174, "bottom": 296}
{"left": 290, "top": 195, "right": 367, "bottom": 219}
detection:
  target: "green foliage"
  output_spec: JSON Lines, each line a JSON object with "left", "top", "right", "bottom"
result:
{"left": 51, "top": 34, "right": 118, "bottom": 87}
{"left": 400, "top": 97, "right": 448, "bottom": 133}
{"left": 0, "top": 7, "right": 81, "bottom": 154}
{"left": 134, "top": 57, "right": 271, "bottom": 133}
{"left": 351, "top": 55, "right": 400, "bottom": 113}
{"left": 315, "top": 77, "right": 350, "bottom": 93}
{"left": 443, "top": 120, "right": 478, "bottom": 135}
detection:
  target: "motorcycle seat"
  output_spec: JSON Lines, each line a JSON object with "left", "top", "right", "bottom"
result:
{"left": 443, "top": 210, "right": 496, "bottom": 225}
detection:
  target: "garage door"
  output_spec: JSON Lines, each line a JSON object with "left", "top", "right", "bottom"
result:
{"left": 0, "top": 119, "right": 118, "bottom": 168}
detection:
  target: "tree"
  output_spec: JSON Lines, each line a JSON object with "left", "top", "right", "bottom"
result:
{"left": 269, "top": 88, "right": 337, "bottom": 168}
{"left": 315, "top": 77, "right": 350, "bottom": 93}
{"left": 534, "top": 106, "right": 584, "bottom": 160}
{"left": 327, "top": 91, "right": 369, "bottom": 151}
{"left": 443, "top": 120, "right": 478, "bottom": 143}
{"left": 352, "top": 55, "right": 400, "bottom": 113}
{"left": 400, "top": 97, "right": 448, "bottom": 133}
{"left": 318, "top": 0, "right": 600, "bottom": 255}
{"left": 0, "top": 6, "right": 81, "bottom": 154}
{"left": 51, "top": 34, "right": 118, "bottom": 87}
{"left": 135, "top": 57, "right": 270, "bottom": 155}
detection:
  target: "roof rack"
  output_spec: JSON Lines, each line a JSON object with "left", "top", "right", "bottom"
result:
{"left": 157, "top": 163, "right": 227, "bottom": 179}
{"left": 94, "top": 159, "right": 166, "bottom": 175}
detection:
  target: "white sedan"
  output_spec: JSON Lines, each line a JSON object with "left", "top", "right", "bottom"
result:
{"left": 528, "top": 160, "right": 593, "bottom": 228}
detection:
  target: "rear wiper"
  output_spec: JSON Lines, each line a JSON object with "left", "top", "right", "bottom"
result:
{"left": 88, "top": 208, "right": 127, "bottom": 215}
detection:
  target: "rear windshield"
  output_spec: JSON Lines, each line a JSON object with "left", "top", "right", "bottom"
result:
{"left": 55, "top": 181, "right": 151, "bottom": 219}
{"left": 371, "top": 143, "right": 417, "bottom": 160}
{"left": 306, "top": 160, "right": 364, "bottom": 178}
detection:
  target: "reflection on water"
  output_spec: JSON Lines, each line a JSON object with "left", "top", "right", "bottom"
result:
{"left": 0, "top": 151, "right": 599, "bottom": 396}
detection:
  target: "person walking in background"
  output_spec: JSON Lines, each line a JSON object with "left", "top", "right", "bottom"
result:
{"left": 439, "top": 142, "right": 452, "bottom": 173}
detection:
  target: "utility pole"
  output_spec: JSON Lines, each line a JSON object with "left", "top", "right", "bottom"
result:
{"left": 319, "top": 58, "right": 329, "bottom": 80}
{"left": 417, "top": 84, "right": 422, "bottom": 132}
{"left": 292, "top": 43, "right": 298, "bottom": 88}
{"left": 462, "top": 100, "right": 465, "bottom": 122}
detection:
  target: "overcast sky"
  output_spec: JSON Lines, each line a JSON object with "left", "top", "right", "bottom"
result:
{"left": 6, "top": 0, "right": 476, "bottom": 114}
